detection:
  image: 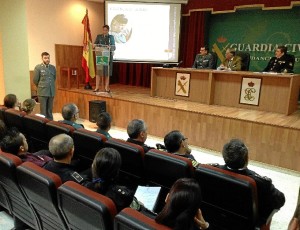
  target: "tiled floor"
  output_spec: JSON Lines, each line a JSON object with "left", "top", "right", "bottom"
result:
{"left": 0, "top": 114, "right": 299, "bottom": 229}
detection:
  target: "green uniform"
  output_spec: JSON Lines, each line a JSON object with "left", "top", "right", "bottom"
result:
{"left": 33, "top": 63, "right": 56, "bottom": 120}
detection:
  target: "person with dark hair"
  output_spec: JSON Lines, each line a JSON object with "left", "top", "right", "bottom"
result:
{"left": 0, "top": 120, "right": 7, "bottom": 141}
{"left": 59, "top": 103, "right": 84, "bottom": 129}
{"left": 192, "top": 46, "right": 214, "bottom": 69}
{"left": 215, "top": 139, "right": 285, "bottom": 226}
{"left": 218, "top": 48, "right": 241, "bottom": 71}
{"left": 85, "top": 147, "right": 134, "bottom": 212}
{"left": 33, "top": 52, "right": 56, "bottom": 120}
{"left": 21, "top": 98, "right": 36, "bottom": 115}
{"left": 43, "top": 134, "right": 86, "bottom": 184}
{"left": 164, "top": 130, "right": 199, "bottom": 167}
{"left": 156, "top": 178, "right": 209, "bottom": 230}
{"left": 110, "top": 14, "right": 132, "bottom": 44}
{"left": 264, "top": 45, "right": 294, "bottom": 73}
{"left": 126, "top": 119, "right": 154, "bottom": 153}
{"left": 4, "top": 94, "right": 20, "bottom": 109}
{"left": 0, "top": 128, "right": 51, "bottom": 167}
{"left": 94, "top": 25, "right": 116, "bottom": 93}
{"left": 96, "top": 112, "right": 112, "bottom": 139}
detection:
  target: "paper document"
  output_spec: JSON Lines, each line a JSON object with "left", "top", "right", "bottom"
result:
{"left": 134, "top": 186, "right": 161, "bottom": 211}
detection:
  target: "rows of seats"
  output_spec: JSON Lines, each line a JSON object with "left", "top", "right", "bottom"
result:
{"left": 0, "top": 110, "right": 271, "bottom": 229}
{"left": 0, "top": 152, "right": 168, "bottom": 230}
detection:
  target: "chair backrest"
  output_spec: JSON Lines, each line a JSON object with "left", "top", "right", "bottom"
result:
{"left": 4, "top": 109, "right": 26, "bottom": 133}
{"left": 236, "top": 51, "right": 251, "bottom": 71}
{"left": 144, "top": 149, "right": 195, "bottom": 213}
{"left": 114, "top": 208, "right": 171, "bottom": 230}
{"left": 23, "top": 114, "right": 50, "bottom": 152}
{"left": 0, "top": 151, "right": 38, "bottom": 229}
{"left": 16, "top": 161, "right": 67, "bottom": 230}
{"left": 58, "top": 181, "right": 117, "bottom": 230}
{"left": 46, "top": 120, "right": 75, "bottom": 141}
{"left": 211, "top": 52, "right": 218, "bottom": 69}
{"left": 195, "top": 164, "right": 258, "bottom": 230}
{"left": 286, "top": 53, "right": 295, "bottom": 71}
{"left": 73, "top": 129, "right": 107, "bottom": 170}
{"left": 0, "top": 105, "right": 7, "bottom": 121}
{"left": 104, "top": 138, "right": 145, "bottom": 184}
{"left": 145, "top": 149, "right": 194, "bottom": 189}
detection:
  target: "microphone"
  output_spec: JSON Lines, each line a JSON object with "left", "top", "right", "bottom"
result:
{"left": 177, "top": 60, "right": 183, "bottom": 67}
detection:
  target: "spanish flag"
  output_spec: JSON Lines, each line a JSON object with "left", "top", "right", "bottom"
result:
{"left": 82, "top": 10, "right": 95, "bottom": 83}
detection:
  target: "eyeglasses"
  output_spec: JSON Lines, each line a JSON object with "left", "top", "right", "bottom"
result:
{"left": 182, "top": 137, "right": 188, "bottom": 142}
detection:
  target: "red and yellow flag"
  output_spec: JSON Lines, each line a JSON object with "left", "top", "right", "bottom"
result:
{"left": 82, "top": 10, "right": 95, "bottom": 83}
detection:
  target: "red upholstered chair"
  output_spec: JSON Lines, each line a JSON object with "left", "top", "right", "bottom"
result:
{"left": 0, "top": 105, "right": 7, "bottom": 121}
{"left": 144, "top": 149, "right": 195, "bottom": 213}
{"left": 57, "top": 181, "right": 117, "bottom": 230}
{"left": 46, "top": 120, "right": 75, "bottom": 141}
{"left": 16, "top": 161, "right": 67, "bottom": 230}
{"left": 4, "top": 108, "right": 26, "bottom": 133}
{"left": 73, "top": 129, "right": 107, "bottom": 170}
{"left": 0, "top": 151, "right": 38, "bottom": 229}
{"left": 23, "top": 114, "right": 50, "bottom": 152}
{"left": 145, "top": 149, "right": 195, "bottom": 189}
{"left": 195, "top": 164, "right": 260, "bottom": 230}
{"left": 104, "top": 138, "right": 145, "bottom": 185}
{"left": 114, "top": 208, "right": 171, "bottom": 230}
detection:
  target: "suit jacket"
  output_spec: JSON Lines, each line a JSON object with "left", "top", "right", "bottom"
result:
{"left": 192, "top": 53, "right": 214, "bottom": 69}
{"left": 33, "top": 63, "right": 56, "bottom": 97}
{"left": 264, "top": 54, "right": 294, "bottom": 73}
{"left": 222, "top": 56, "right": 242, "bottom": 71}
{"left": 94, "top": 34, "right": 116, "bottom": 52}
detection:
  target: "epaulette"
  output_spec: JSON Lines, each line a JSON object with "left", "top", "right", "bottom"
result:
{"left": 253, "top": 172, "right": 272, "bottom": 182}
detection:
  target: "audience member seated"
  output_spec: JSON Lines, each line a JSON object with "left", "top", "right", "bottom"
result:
{"left": 3, "top": 94, "right": 20, "bottom": 110}
{"left": 0, "top": 128, "right": 51, "bottom": 166}
{"left": 288, "top": 187, "right": 300, "bottom": 230}
{"left": 96, "top": 112, "right": 112, "bottom": 139}
{"left": 264, "top": 45, "right": 294, "bottom": 73}
{"left": 218, "top": 48, "right": 242, "bottom": 71}
{"left": 164, "top": 130, "right": 199, "bottom": 167}
{"left": 155, "top": 178, "right": 209, "bottom": 230}
{"left": 214, "top": 139, "right": 285, "bottom": 226}
{"left": 59, "top": 103, "right": 84, "bottom": 130}
{"left": 126, "top": 119, "right": 154, "bottom": 153}
{"left": 43, "top": 134, "right": 87, "bottom": 183}
{"left": 0, "top": 120, "right": 7, "bottom": 140}
{"left": 192, "top": 46, "right": 214, "bottom": 69}
{"left": 21, "top": 98, "right": 36, "bottom": 115}
{"left": 85, "top": 147, "right": 134, "bottom": 212}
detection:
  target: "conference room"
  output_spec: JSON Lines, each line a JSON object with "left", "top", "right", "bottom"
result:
{"left": 1, "top": 0, "right": 300, "bottom": 229}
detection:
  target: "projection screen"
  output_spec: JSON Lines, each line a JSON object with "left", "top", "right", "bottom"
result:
{"left": 105, "top": 1, "right": 181, "bottom": 63}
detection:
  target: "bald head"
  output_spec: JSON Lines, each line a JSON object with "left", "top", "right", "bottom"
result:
{"left": 49, "top": 134, "right": 74, "bottom": 160}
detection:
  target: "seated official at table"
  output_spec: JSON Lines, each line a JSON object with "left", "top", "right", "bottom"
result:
{"left": 218, "top": 48, "right": 242, "bottom": 71}
{"left": 264, "top": 46, "right": 294, "bottom": 73}
{"left": 192, "top": 46, "right": 214, "bottom": 69}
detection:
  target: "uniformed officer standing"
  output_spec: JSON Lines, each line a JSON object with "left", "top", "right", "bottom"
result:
{"left": 192, "top": 46, "right": 214, "bottom": 69}
{"left": 264, "top": 46, "right": 294, "bottom": 73}
{"left": 33, "top": 52, "right": 56, "bottom": 120}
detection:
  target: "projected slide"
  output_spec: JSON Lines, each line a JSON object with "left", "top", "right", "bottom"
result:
{"left": 106, "top": 1, "right": 181, "bottom": 62}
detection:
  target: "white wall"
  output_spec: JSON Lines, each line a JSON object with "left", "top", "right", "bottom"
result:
{"left": 0, "top": 0, "right": 31, "bottom": 102}
{"left": 26, "top": 0, "right": 104, "bottom": 69}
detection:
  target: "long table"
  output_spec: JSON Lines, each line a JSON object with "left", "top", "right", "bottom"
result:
{"left": 151, "top": 67, "right": 300, "bottom": 115}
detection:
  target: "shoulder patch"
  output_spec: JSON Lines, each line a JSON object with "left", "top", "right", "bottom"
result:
{"left": 71, "top": 171, "right": 84, "bottom": 183}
